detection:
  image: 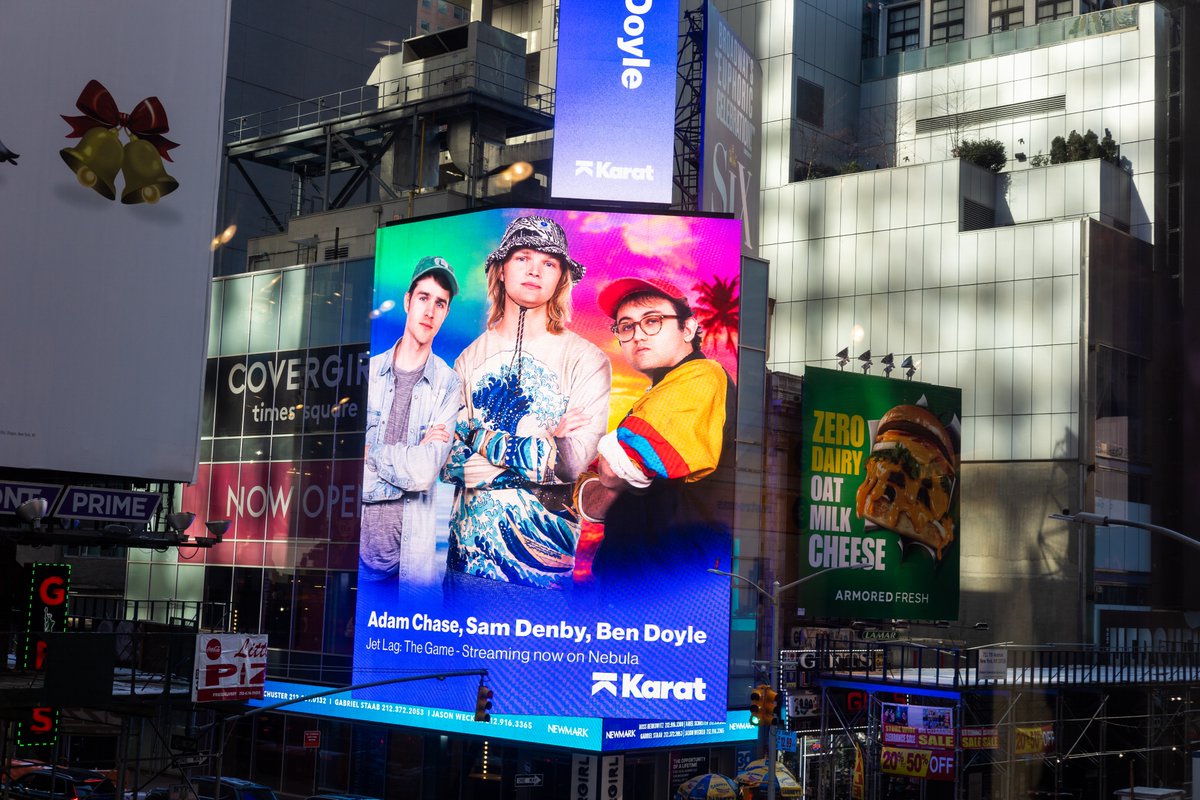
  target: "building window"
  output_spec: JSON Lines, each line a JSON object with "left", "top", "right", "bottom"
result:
{"left": 990, "top": 0, "right": 1024, "bottom": 31}
{"left": 862, "top": 3, "right": 880, "bottom": 57}
{"left": 930, "top": 0, "right": 965, "bottom": 44}
{"left": 419, "top": 19, "right": 430, "bottom": 31}
{"left": 795, "top": 77, "right": 825, "bottom": 128}
{"left": 886, "top": 3, "right": 920, "bottom": 53}
{"left": 1036, "top": 0, "right": 1073, "bottom": 22}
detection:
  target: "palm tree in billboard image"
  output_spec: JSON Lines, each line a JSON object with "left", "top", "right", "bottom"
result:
{"left": 692, "top": 275, "right": 739, "bottom": 352}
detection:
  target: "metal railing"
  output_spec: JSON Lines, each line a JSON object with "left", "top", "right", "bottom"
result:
{"left": 226, "top": 64, "right": 555, "bottom": 144}
{"left": 69, "top": 595, "right": 232, "bottom": 632}
{"left": 802, "top": 637, "right": 1200, "bottom": 689}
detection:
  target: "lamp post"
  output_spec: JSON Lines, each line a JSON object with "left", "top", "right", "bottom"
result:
{"left": 709, "top": 563, "right": 870, "bottom": 800}
{"left": 1049, "top": 511, "right": 1200, "bottom": 551}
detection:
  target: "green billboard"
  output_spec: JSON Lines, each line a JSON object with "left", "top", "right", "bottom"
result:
{"left": 798, "top": 367, "right": 961, "bottom": 620}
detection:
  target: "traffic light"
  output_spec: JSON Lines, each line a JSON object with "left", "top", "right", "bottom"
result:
{"left": 760, "top": 685, "right": 779, "bottom": 726}
{"left": 749, "top": 684, "right": 767, "bottom": 726}
{"left": 749, "top": 683, "right": 779, "bottom": 727}
{"left": 474, "top": 683, "right": 494, "bottom": 723}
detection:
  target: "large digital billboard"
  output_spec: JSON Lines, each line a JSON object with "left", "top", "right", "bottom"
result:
{"left": 701, "top": 2, "right": 761, "bottom": 257}
{"left": 0, "top": 2, "right": 229, "bottom": 482}
{"left": 550, "top": 0, "right": 679, "bottom": 204}
{"left": 353, "top": 207, "right": 740, "bottom": 722}
{"left": 797, "top": 367, "right": 961, "bottom": 620}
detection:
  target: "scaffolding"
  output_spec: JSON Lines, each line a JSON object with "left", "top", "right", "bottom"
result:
{"left": 781, "top": 639, "right": 1199, "bottom": 799}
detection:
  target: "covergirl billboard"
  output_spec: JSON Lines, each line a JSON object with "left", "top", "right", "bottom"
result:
{"left": 352, "top": 207, "right": 741, "bottom": 721}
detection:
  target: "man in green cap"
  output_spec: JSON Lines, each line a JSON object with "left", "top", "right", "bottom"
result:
{"left": 360, "top": 256, "right": 463, "bottom": 584}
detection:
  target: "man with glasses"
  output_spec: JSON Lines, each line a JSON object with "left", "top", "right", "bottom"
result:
{"left": 573, "top": 277, "right": 736, "bottom": 584}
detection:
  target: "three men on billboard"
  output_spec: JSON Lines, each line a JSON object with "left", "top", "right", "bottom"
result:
{"left": 574, "top": 277, "right": 736, "bottom": 583}
{"left": 359, "top": 256, "right": 463, "bottom": 583}
{"left": 441, "top": 216, "right": 612, "bottom": 592}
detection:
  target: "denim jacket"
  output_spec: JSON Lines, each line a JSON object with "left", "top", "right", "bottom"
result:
{"left": 362, "top": 342, "right": 462, "bottom": 507}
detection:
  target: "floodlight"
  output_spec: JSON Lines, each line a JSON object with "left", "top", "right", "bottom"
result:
{"left": 881, "top": 353, "right": 895, "bottom": 377}
{"left": 835, "top": 348, "right": 849, "bottom": 370}
{"left": 858, "top": 350, "right": 872, "bottom": 374}
{"left": 16, "top": 498, "right": 49, "bottom": 529}
{"left": 167, "top": 512, "right": 196, "bottom": 534}
{"left": 901, "top": 356, "right": 917, "bottom": 380}
{"left": 205, "top": 520, "right": 231, "bottom": 540}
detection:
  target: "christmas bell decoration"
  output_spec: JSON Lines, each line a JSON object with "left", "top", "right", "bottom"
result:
{"left": 59, "top": 126, "right": 123, "bottom": 199}
{"left": 120, "top": 135, "right": 178, "bottom": 205}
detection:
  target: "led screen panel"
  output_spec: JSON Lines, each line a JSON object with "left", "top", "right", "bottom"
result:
{"left": 700, "top": 1, "right": 761, "bottom": 256}
{"left": 253, "top": 680, "right": 757, "bottom": 752}
{"left": 798, "top": 367, "right": 962, "bottom": 620}
{"left": 550, "top": 0, "right": 679, "bottom": 204}
{"left": 353, "top": 207, "right": 740, "bottom": 721}
{"left": 0, "top": 1, "right": 228, "bottom": 482}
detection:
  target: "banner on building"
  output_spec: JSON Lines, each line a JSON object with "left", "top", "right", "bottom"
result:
{"left": 961, "top": 727, "right": 1000, "bottom": 750}
{"left": 882, "top": 703, "right": 954, "bottom": 748}
{"left": 192, "top": 633, "right": 267, "bottom": 702}
{"left": 1015, "top": 724, "right": 1055, "bottom": 755}
{"left": 701, "top": 1, "right": 762, "bottom": 256}
{"left": 551, "top": 1, "right": 679, "bottom": 203}
{"left": 797, "top": 367, "right": 962, "bottom": 620}
{"left": 0, "top": 2, "right": 229, "bottom": 482}
{"left": 351, "top": 207, "right": 741, "bottom": 721}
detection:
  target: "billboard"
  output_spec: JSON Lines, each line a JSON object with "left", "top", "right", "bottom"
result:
{"left": 353, "top": 207, "right": 740, "bottom": 722}
{"left": 0, "top": 2, "right": 229, "bottom": 482}
{"left": 192, "top": 633, "right": 268, "bottom": 702}
{"left": 254, "top": 679, "right": 757, "bottom": 752}
{"left": 701, "top": 2, "right": 761, "bottom": 256}
{"left": 551, "top": 0, "right": 679, "bottom": 204}
{"left": 798, "top": 367, "right": 961, "bottom": 620}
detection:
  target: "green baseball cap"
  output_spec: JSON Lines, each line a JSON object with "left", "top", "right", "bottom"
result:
{"left": 410, "top": 255, "right": 459, "bottom": 298}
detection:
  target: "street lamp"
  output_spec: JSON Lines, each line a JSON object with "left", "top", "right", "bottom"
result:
{"left": 708, "top": 563, "right": 871, "bottom": 800}
{"left": 1048, "top": 511, "right": 1200, "bottom": 551}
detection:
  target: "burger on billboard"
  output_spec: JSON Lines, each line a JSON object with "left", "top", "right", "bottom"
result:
{"left": 352, "top": 207, "right": 741, "bottom": 721}
{"left": 798, "top": 367, "right": 962, "bottom": 620}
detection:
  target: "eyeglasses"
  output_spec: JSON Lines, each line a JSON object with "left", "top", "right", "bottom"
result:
{"left": 611, "top": 314, "right": 680, "bottom": 342}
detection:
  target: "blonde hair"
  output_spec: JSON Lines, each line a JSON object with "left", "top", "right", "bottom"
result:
{"left": 485, "top": 252, "right": 574, "bottom": 334}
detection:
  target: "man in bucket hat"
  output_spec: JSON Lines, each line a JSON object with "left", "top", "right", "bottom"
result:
{"left": 572, "top": 276, "right": 736, "bottom": 585}
{"left": 441, "top": 214, "right": 611, "bottom": 594}
{"left": 360, "top": 256, "right": 463, "bottom": 584}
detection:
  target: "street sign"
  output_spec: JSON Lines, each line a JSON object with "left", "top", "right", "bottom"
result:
{"left": 777, "top": 731, "right": 798, "bottom": 753}
{"left": 176, "top": 755, "right": 207, "bottom": 768}
{"left": 514, "top": 774, "right": 543, "bottom": 788}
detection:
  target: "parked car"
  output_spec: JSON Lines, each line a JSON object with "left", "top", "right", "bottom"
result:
{"left": 190, "top": 777, "right": 277, "bottom": 800}
{"left": 5, "top": 767, "right": 112, "bottom": 800}
{"left": 2, "top": 760, "right": 47, "bottom": 785}
{"left": 305, "top": 794, "right": 382, "bottom": 800}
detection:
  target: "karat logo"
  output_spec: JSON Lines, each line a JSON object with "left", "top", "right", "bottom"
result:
{"left": 590, "top": 671, "right": 708, "bottom": 700}
{"left": 574, "top": 160, "right": 655, "bottom": 181}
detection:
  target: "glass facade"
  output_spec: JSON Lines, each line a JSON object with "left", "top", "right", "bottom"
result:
{"left": 133, "top": 258, "right": 375, "bottom": 684}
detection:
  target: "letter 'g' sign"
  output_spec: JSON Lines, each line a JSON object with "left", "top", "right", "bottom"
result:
{"left": 19, "top": 563, "right": 71, "bottom": 670}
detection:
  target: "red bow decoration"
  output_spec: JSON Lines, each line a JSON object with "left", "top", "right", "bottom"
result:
{"left": 61, "top": 79, "right": 179, "bottom": 161}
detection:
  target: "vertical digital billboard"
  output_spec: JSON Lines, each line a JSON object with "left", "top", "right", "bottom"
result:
{"left": 550, "top": 0, "right": 679, "bottom": 204}
{"left": 701, "top": 2, "right": 761, "bottom": 257}
{"left": 797, "top": 367, "right": 961, "bottom": 620}
{"left": 0, "top": 2, "right": 229, "bottom": 482}
{"left": 353, "top": 207, "right": 740, "bottom": 722}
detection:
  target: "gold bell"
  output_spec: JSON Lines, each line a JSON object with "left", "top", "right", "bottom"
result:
{"left": 60, "top": 127, "right": 124, "bottom": 200}
{"left": 120, "top": 135, "right": 179, "bottom": 205}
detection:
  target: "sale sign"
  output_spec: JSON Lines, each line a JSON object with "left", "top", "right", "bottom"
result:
{"left": 192, "top": 634, "right": 268, "bottom": 702}
{"left": 881, "top": 703, "right": 954, "bottom": 748}
{"left": 961, "top": 726, "right": 1000, "bottom": 749}
{"left": 880, "top": 747, "right": 955, "bottom": 781}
